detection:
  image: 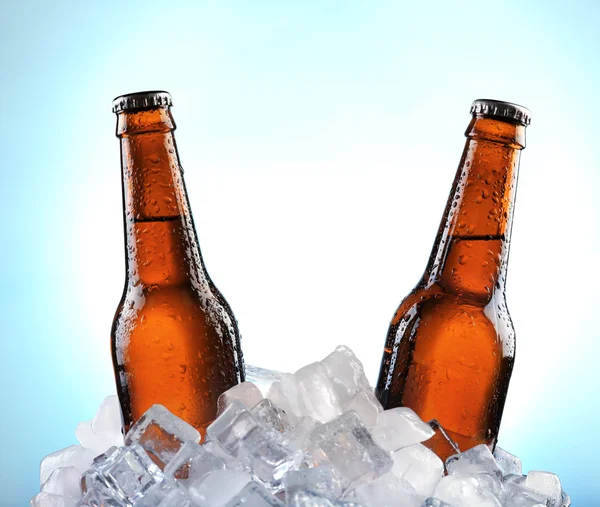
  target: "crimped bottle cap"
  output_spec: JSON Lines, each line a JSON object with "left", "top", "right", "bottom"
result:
{"left": 470, "top": 99, "right": 531, "bottom": 126}
{"left": 112, "top": 91, "right": 172, "bottom": 113}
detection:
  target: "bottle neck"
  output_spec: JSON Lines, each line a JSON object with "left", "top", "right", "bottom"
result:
{"left": 425, "top": 117, "right": 526, "bottom": 301}
{"left": 118, "top": 108, "right": 201, "bottom": 288}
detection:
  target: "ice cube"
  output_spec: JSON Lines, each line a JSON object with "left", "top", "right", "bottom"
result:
{"left": 224, "top": 481, "right": 285, "bottom": 506}
{"left": 125, "top": 404, "right": 200, "bottom": 468}
{"left": 446, "top": 444, "right": 503, "bottom": 480}
{"left": 76, "top": 396, "right": 124, "bottom": 457}
{"left": 245, "top": 365, "right": 285, "bottom": 396}
{"left": 282, "top": 417, "right": 319, "bottom": 451}
{"left": 218, "top": 382, "right": 264, "bottom": 415}
{"left": 157, "top": 487, "right": 195, "bottom": 507}
{"left": 345, "top": 391, "right": 382, "bottom": 428}
{"left": 164, "top": 441, "right": 226, "bottom": 483}
{"left": 391, "top": 444, "right": 444, "bottom": 497}
{"left": 203, "top": 439, "right": 245, "bottom": 470}
{"left": 40, "top": 445, "right": 96, "bottom": 485}
{"left": 524, "top": 471, "right": 563, "bottom": 506}
{"left": 370, "top": 408, "right": 435, "bottom": 452}
{"left": 188, "top": 469, "right": 253, "bottom": 506}
{"left": 41, "top": 466, "right": 82, "bottom": 504}
{"left": 239, "top": 427, "right": 301, "bottom": 488}
{"left": 493, "top": 446, "right": 522, "bottom": 476}
{"left": 422, "top": 499, "right": 452, "bottom": 507}
{"left": 82, "top": 445, "right": 165, "bottom": 504}
{"left": 353, "top": 472, "right": 423, "bottom": 507}
{"left": 206, "top": 400, "right": 261, "bottom": 458}
{"left": 251, "top": 399, "right": 291, "bottom": 433}
{"left": 75, "top": 484, "right": 124, "bottom": 507}
{"left": 267, "top": 374, "right": 306, "bottom": 425}
{"left": 134, "top": 478, "right": 181, "bottom": 507}
{"left": 30, "top": 493, "right": 68, "bottom": 507}
{"left": 286, "top": 490, "right": 337, "bottom": 507}
{"left": 433, "top": 474, "right": 502, "bottom": 507}
{"left": 321, "top": 346, "right": 372, "bottom": 403}
{"left": 308, "top": 410, "right": 393, "bottom": 490}
{"left": 502, "top": 480, "right": 548, "bottom": 507}
{"left": 295, "top": 362, "right": 343, "bottom": 423}
{"left": 283, "top": 466, "right": 342, "bottom": 501}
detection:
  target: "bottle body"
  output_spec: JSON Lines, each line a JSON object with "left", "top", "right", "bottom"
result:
{"left": 110, "top": 96, "right": 244, "bottom": 434}
{"left": 376, "top": 105, "right": 528, "bottom": 458}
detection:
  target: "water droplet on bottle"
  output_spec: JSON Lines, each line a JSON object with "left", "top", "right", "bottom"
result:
{"left": 179, "top": 364, "right": 187, "bottom": 374}
{"left": 458, "top": 255, "right": 468, "bottom": 265}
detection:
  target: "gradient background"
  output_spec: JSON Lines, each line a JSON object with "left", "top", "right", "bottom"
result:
{"left": 1, "top": 1, "right": 598, "bottom": 505}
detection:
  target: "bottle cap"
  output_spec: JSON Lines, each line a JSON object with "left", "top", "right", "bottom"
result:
{"left": 112, "top": 91, "right": 173, "bottom": 113}
{"left": 470, "top": 99, "right": 531, "bottom": 126}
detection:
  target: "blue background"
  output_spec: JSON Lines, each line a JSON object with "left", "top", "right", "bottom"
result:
{"left": 1, "top": 1, "right": 598, "bottom": 505}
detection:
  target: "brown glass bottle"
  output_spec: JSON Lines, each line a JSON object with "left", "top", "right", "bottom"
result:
{"left": 375, "top": 99, "right": 530, "bottom": 459}
{"left": 110, "top": 91, "right": 245, "bottom": 434}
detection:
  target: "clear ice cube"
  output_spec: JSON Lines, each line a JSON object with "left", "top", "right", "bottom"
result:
{"left": 41, "top": 466, "right": 82, "bottom": 504}
{"left": 445, "top": 444, "right": 503, "bottom": 480}
{"left": 251, "top": 399, "right": 291, "bottom": 433}
{"left": 83, "top": 445, "right": 165, "bottom": 504}
{"left": 124, "top": 404, "right": 200, "bottom": 469}
{"left": 75, "top": 481, "right": 124, "bottom": 506}
{"left": 353, "top": 472, "right": 423, "bottom": 507}
{"left": 188, "top": 469, "right": 253, "bottom": 506}
{"left": 157, "top": 487, "right": 194, "bottom": 507}
{"left": 391, "top": 444, "right": 444, "bottom": 497}
{"left": 493, "top": 446, "right": 522, "bottom": 476}
{"left": 308, "top": 410, "right": 393, "bottom": 490}
{"left": 164, "top": 441, "right": 226, "bottom": 483}
{"left": 40, "top": 445, "right": 96, "bottom": 485}
{"left": 321, "top": 346, "right": 372, "bottom": 403}
{"left": 502, "top": 480, "right": 548, "bottom": 507}
{"left": 433, "top": 474, "right": 502, "bottom": 507}
{"left": 218, "top": 382, "right": 264, "bottom": 415}
{"left": 370, "top": 407, "right": 435, "bottom": 453}
{"left": 224, "top": 481, "right": 285, "bottom": 506}
{"left": 295, "top": 362, "right": 343, "bottom": 423}
{"left": 282, "top": 417, "right": 319, "bottom": 451}
{"left": 206, "top": 400, "right": 262, "bottom": 458}
{"left": 524, "top": 471, "right": 563, "bottom": 507}
{"left": 245, "top": 365, "right": 285, "bottom": 396}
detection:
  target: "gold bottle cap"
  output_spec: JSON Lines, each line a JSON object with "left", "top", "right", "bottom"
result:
{"left": 470, "top": 99, "right": 531, "bottom": 126}
{"left": 112, "top": 91, "right": 173, "bottom": 113}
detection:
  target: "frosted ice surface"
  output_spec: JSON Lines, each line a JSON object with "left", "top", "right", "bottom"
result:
{"left": 41, "top": 466, "right": 82, "bottom": 504}
{"left": 295, "top": 362, "right": 342, "bottom": 423}
{"left": 203, "top": 439, "right": 245, "bottom": 470}
{"left": 283, "top": 466, "right": 342, "bottom": 501}
{"left": 433, "top": 474, "right": 502, "bottom": 507}
{"left": 493, "top": 446, "right": 522, "bottom": 476}
{"left": 446, "top": 444, "right": 503, "bottom": 480}
{"left": 524, "top": 471, "right": 562, "bottom": 506}
{"left": 124, "top": 404, "right": 200, "bottom": 469}
{"left": 308, "top": 410, "right": 392, "bottom": 489}
{"left": 207, "top": 400, "right": 262, "bottom": 457}
{"left": 321, "top": 346, "right": 372, "bottom": 404}
{"left": 29, "top": 493, "right": 68, "bottom": 507}
{"left": 76, "top": 396, "right": 124, "bottom": 457}
{"left": 422, "top": 499, "right": 452, "bottom": 507}
{"left": 157, "top": 487, "right": 194, "bottom": 507}
{"left": 391, "top": 443, "right": 444, "bottom": 497}
{"left": 164, "top": 441, "right": 225, "bottom": 483}
{"left": 251, "top": 399, "right": 291, "bottom": 433}
{"left": 371, "top": 407, "right": 435, "bottom": 452}
{"left": 502, "top": 480, "right": 548, "bottom": 507}
{"left": 245, "top": 365, "right": 285, "bottom": 396}
{"left": 345, "top": 391, "right": 382, "bottom": 428}
{"left": 354, "top": 472, "right": 423, "bottom": 507}
{"left": 218, "top": 382, "right": 264, "bottom": 415}
{"left": 267, "top": 374, "right": 306, "bottom": 425}
{"left": 40, "top": 445, "right": 96, "bottom": 485}
{"left": 224, "top": 481, "right": 285, "bottom": 506}
{"left": 188, "top": 469, "right": 252, "bottom": 506}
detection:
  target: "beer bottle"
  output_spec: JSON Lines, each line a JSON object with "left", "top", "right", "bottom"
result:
{"left": 375, "top": 99, "right": 530, "bottom": 458}
{"left": 110, "top": 91, "right": 245, "bottom": 434}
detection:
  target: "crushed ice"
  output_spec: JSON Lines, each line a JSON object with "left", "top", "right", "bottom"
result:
{"left": 32, "top": 345, "right": 570, "bottom": 507}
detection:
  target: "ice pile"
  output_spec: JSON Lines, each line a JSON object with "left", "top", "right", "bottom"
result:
{"left": 32, "top": 346, "right": 570, "bottom": 507}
